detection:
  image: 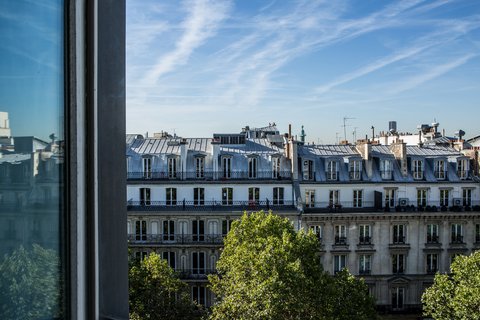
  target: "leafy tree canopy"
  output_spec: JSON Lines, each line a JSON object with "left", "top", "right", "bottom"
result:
{"left": 0, "top": 245, "right": 62, "bottom": 320}
{"left": 208, "top": 211, "right": 376, "bottom": 320}
{"left": 129, "top": 252, "right": 201, "bottom": 320}
{"left": 422, "top": 251, "right": 480, "bottom": 320}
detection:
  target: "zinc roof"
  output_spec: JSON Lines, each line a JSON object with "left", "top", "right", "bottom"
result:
{"left": 298, "top": 145, "right": 359, "bottom": 157}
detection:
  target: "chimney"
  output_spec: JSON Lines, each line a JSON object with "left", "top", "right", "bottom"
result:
{"left": 355, "top": 140, "right": 373, "bottom": 178}
{"left": 390, "top": 139, "right": 408, "bottom": 177}
{"left": 355, "top": 139, "right": 371, "bottom": 160}
{"left": 180, "top": 138, "right": 188, "bottom": 179}
{"left": 289, "top": 138, "right": 299, "bottom": 181}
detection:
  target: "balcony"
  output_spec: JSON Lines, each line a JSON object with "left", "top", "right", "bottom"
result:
{"left": 358, "top": 269, "right": 371, "bottom": 275}
{"left": 426, "top": 268, "right": 438, "bottom": 275}
{"left": 127, "top": 170, "right": 292, "bottom": 181}
{"left": 127, "top": 200, "right": 295, "bottom": 212}
{"left": 426, "top": 235, "right": 439, "bottom": 244}
{"left": 303, "top": 201, "right": 376, "bottom": 213}
{"left": 176, "top": 269, "right": 217, "bottom": 280}
{"left": 128, "top": 233, "right": 224, "bottom": 245}
{"left": 334, "top": 236, "right": 347, "bottom": 245}
{"left": 392, "top": 236, "right": 406, "bottom": 244}
{"left": 358, "top": 236, "right": 371, "bottom": 245}
{"left": 450, "top": 235, "right": 464, "bottom": 244}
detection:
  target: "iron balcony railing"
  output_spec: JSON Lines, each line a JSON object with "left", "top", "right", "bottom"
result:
{"left": 392, "top": 236, "right": 406, "bottom": 244}
{"left": 334, "top": 236, "right": 347, "bottom": 245}
{"left": 304, "top": 201, "right": 376, "bottom": 213}
{"left": 358, "top": 269, "right": 371, "bottom": 275}
{"left": 426, "top": 268, "right": 438, "bottom": 274}
{"left": 127, "top": 200, "right": 295, "bottom": 212}
{"left": 450, "top": 235, "right": 464, "bottom": 244}
{"left": 426, "top": 235, "right": 439, "bottom": 244}
{"left": 358, "top": 236, "right": 371, "bottom": 245}
{"left": 127, "top": 170, "right": 292, "bottom": 181}
{"left": 176, "top": 269, "right": 217, "bottom": 280}
{"left": 128, "top": 233, "right": 224, "bottom": 245}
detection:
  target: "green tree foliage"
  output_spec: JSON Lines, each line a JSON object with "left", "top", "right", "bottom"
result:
{"left": 331, "top": 269, "right": 377, "bottom": 320}
{"left": 208, "top": 211, "right": 376, "bottom": 320}
{"left": 0, "top": 245, "right": 62, "bottom": 320}
{"left": 129, "top": 252, "right": 200, "bottom": 320}
{"left": 422, "top": 251, "right": 480, "bottom": 320}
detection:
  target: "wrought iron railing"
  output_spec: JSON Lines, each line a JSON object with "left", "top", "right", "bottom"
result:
{"left": 176, "top": 269, "right": 217, "bottom": 279}
{"left": 127, "top": 170, "right": 292, "bottom": 181}
{"left": 426, "top": 235, "right": 439, "bottom": 244}
{"left": 128, "top": 233, "right": 224, "bottom": 245}
{"left": 392, "top": 236, "right": 406, "bottom": 244}
{"left": 450, "top": 235, "right": 464, "bottom": 244}
{"left": 358, "top": 236, "right": 371, "bottom": 245}
{"left": 303, "top": 201, "right": 376, "bottom": 213}
{"left": 334, "top": 236, "right": 347, "bottom": 245}
{"left": 127, "top": 200, "right": 295, "bottom": 212}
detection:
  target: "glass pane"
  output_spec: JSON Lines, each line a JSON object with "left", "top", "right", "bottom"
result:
{"left": 0, "top": 0, "right": 65, "bottom": 318}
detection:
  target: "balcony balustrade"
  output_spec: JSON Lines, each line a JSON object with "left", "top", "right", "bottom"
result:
{"left": 127, "top": 200, "right": 295, "bottom": 212}
{"left": 303, "top": 201, "right": 375, "bottom": 213}
{"left": 426, "top": 268, "right": 438, "bottom": 274}
{"left": 127, "top": 170, "right": 292, "bottom": 181}
{"left": 176, "top": 269, "right": 217, "bottom": 280}
{"left": 128, "top": 233, "right": 224, "bottom": 245}
{"left": 358, "top": 236, "right": 371, "bottom": 245}
{"left": 450, "top": 235, "right": 464, "bottom": 244}
{"left": 392, "top": 236, "right": 406, "bottom": 244}
{"left": 426, "top": 235, "right": 439, "bottom": 244}
{"left": 358, "top": 269, "right": 371, "bottom": 275}
{"left": 334, "top": 236, "right": 347, "bottom": 245}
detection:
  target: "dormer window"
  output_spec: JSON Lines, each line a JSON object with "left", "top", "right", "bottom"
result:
{"left": 272, "top": 157, "right": 281, "bottom": 179}
{"left": 412, "top": 159, "right": 423, "bottom": 180}
{"left": 434, "top": 160, "right": 446, "bottom": 180}
{"left": 302, "top": 159, "right": 314, "bottom": 181}
{"left": 457, "top": 159, "right": 468, "bottom": 179}
{"left": 380, "top": 159, "right": 392, "bottom": 180}
{"left": 142, "top": 157, "right": 152, "bottom": 179}
{"left": 248, "top": 157, "right": 258, "bottom": 179}
{"left": 221, "top": 156, "right": 232, "bottom": 179}
{"left": 326, "top": 160, "right": 338, "bottom": 181}
{"left": 349, "top": 159, "right": 362, "bottom": 180}
{"left": 194, "top": 156, "right": 205, "bottom": 179}
{"left": 168, "top": 157, "right": 178, "bottom": 179}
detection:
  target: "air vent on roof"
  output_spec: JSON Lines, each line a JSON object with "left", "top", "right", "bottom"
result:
{"left": 167, "top": 141, "right": 180, "bottom": 146}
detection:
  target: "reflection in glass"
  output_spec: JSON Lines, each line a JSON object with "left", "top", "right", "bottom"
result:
{"left": 0, "top": 1, "right": 65, "bottom": 319}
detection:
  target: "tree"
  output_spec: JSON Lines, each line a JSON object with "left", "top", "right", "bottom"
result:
{"left": 208, "top": 211, "right": 376, "bottom": 320}
{"left": 0, "top": 245, "right": 62, "bottom": 320}
{"left": 129, "top": 252, "right": 200, "bottom": 320}
{"left": 422, "top": 251, "right": 480, "bottom": 320}
{"left": 330, "top": 269, "right": 377, "bottom": 320}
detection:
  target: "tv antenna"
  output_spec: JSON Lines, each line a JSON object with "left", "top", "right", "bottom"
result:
{"left": 342, "top": 116, "right": 355, "bottom": 143}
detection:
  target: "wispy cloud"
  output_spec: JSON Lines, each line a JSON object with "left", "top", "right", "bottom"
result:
{"left": 314, "top": 17, "right": 480, "bottom": 95}
{"left": 388, "top": 53, "right": 477, "bottom": 94}
{"left": 142, "top": 0, "right": 232, "bottom": 84}
{"left": 126, "top": 0, "right": 480, "bottom": 141}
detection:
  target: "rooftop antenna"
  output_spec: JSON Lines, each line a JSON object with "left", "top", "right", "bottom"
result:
{"left": 342, "top": 116, "right": 355, "bottom": 142}
{"left": 335, "top": 132, "right": 339, "bottom": 145}
{"left": 352, "top": 127, "right": 358, "bottom": 143}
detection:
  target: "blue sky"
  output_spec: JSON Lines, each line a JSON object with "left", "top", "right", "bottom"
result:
{"left": 127, "top": 0, "right": 480, "bottom": 144}
{"left": 0, "top": 1, "right": 64, "bottom": 141}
